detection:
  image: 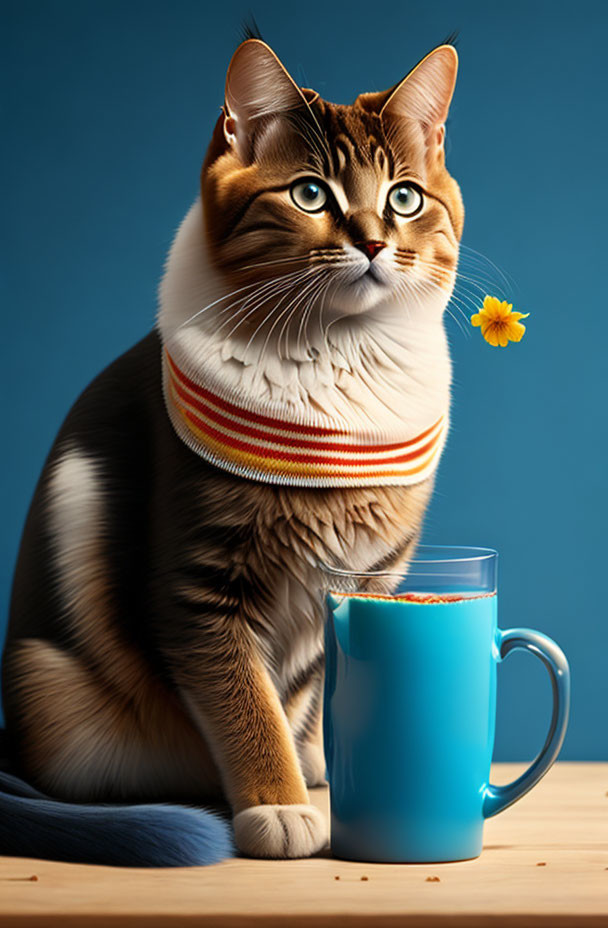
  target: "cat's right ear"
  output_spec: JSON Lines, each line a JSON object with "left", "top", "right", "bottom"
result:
{"left": 355, "top": 45, "right": 458, "bottom": 160}
{"left": 223, "top": 39, "right": 311, "bottom": 163}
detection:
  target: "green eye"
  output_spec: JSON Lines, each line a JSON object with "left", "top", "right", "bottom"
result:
{"left": 388, "top": 183, "right": 423, "bottom": 217}
{"left": 290, "top": 180, "right": 328, "bottom": 213}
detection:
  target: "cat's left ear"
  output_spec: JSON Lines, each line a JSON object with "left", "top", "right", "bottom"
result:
{"left": 356, "top": 45, "right": 458, "bottom": 156}
{"left": 223, "top": 39, "right": 315, "bottom": 163}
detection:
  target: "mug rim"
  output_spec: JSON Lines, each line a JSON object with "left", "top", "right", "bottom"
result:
{"left": 318, "top": 544, "right": 498, "bottom": 578}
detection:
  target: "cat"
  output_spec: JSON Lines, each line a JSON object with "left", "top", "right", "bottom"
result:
{"left": 0, "top": 32, "right": 463, "bottom": 866}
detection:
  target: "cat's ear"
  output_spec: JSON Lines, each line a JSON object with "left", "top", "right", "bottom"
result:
{"left": 356, "top": 45, "right": 458, "bottom": 155}
{"left": 223, "top": 39, "right": 313, "bottom": 163}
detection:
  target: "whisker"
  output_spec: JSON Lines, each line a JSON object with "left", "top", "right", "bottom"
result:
{"left": 239, "top": 290, "right": 296, "bottom": 366}
{"left": 172, "top": 266, "right": 313, "bottom": 342}
{"left": 220, "top": 266, "right": 310, "bottom": 320}
{"left": 242, "top": 268, "right": 320, "bottom": 363}
{"left": 279, "top": 291, "right": 310, "bottom": 361}
{"left": 447, "top": 294, "right": 479, "bottom": 323}
{"left": 222, "top": 268, "right": 315, "bottom": 345}
{"left": 163, "top": 278, "right": 270, "bottom": 343}
{"left": 298, "top": 272, "right": 333, "bottom": 357}
{"left": 237, "top": 255, "right": 310, "bottom": 271}
{"left": 459, "top": 243, "right": 517, "bottom": 294}
{"left": 235, "top": 249, "right": 347, "bottom": 275}
{"left": 217, "top": 274, "right": 299, "bottom": 324}
{"left": 415, "top": 277, "right": 472, "bottom": 337}
{"left": 276, "top": 271, "right": 328, "bottom": 361}
{"left": 419, "top": 267, "right": 499, "bottom": 311}
{"left": 445, "top": 306, "right": 470, "bottom": 338}
{"left": 393, "top": 256, "right": 500, "bottom": 312}
{"left": 414, "top": 257, "right": 496, "bottom": 293}
{"left": 278, "top": 276, "right": 319, "bottom": 359}
{"left": 394, "top": 248, "right": 498, "bottom": 291}
{"left": 220, "top": 281, "right": 303, "bottom": 344}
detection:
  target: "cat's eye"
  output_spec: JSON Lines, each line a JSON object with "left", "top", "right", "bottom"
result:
{"left": 387, "top": 183, "right": 423, "bottom": 218}
{"left": 290, "top": 180, "right": 328, "bottom": 213}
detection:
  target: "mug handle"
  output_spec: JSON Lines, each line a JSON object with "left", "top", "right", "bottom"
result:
{"left": 483, "top": 627, "right": 570, "bottom": 818}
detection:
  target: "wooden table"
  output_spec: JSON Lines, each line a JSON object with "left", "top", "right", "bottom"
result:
{"left": 0, "top": 763, "right": 606, "bottom": 927}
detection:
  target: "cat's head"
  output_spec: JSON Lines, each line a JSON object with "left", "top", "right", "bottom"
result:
{"left": 199, "top": 37, "right": 464, "bottom": 344}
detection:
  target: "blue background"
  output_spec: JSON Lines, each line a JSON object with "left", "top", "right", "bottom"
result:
{"left": 2, "top": 0, "right": 606, "bottom": 759}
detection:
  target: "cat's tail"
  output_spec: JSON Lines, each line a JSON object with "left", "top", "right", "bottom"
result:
{"left": 0, "top": 768, "right": 235, "bottom": 867}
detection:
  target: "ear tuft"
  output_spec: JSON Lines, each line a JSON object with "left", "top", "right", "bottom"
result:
{"left": 240, "top": 14, "right": 264, "bottom": 44}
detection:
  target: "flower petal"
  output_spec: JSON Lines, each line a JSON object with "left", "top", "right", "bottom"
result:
{"left": 483, "top": 296, "right": 513, "bottom": 320}
{"left": 506, "top": 320, "right": 526, "bottom": 342}
{"left": 483, "top": 324, "right": 500, "bottom": 347}
{"left": 470, "top": 313, "right": 482, "bottom": 327}
{"left": 482, "top": 296, "right": 501, "bottom": 316}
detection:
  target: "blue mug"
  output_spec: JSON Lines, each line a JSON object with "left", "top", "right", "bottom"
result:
{"left": 320, "top": 546, "right": 570, "bottom": 863}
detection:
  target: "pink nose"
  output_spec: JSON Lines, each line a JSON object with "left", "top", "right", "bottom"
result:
{"left": 355, "top": 240, "right": 387, "bottom": 261}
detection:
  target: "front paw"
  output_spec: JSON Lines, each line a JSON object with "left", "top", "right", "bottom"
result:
{"left": 233, "top": 804, "right": 328, "bottom": 858}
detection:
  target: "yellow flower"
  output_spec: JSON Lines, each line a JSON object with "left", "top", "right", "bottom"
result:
{"left": 470, "top": 296, "right": 529, "bottom": 347}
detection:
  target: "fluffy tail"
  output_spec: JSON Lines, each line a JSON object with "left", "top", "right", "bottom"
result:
{"left": 0, "top": 767, "right": 235, "bottom": 867}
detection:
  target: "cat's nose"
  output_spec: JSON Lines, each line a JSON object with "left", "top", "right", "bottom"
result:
{"left": 354, "top": 240, "right": 387, "bottom": 261}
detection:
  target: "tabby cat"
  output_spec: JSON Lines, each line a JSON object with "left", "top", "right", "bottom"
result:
{"left": 0, "top": 33, "right": 464, "bottom": 866}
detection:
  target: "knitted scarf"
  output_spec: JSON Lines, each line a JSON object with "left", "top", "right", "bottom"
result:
{"left": 161, "top": 344, "right": 448, "bottom": 488}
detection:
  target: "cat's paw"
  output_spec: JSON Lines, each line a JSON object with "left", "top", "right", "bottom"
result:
{"left": 233, "top": 803, "right": 328, "bottom": 858}
{"left": 299, "top": 742, "right": 327, "bottom": 787}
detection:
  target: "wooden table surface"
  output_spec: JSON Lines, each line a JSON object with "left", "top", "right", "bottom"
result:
{"left": 0, "top": 763, "right": 606, "bottom": 927}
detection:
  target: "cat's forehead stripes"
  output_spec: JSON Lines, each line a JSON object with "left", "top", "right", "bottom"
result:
{"left": 272, "top": 101, "right": 404, "bottom": 185}
{"left": 313, "top": 101, "right": 398, "bottom": 180}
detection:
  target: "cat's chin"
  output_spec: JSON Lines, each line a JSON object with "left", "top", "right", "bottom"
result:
{"left": 325, "top": 275, "right": 393, "bottom": 316}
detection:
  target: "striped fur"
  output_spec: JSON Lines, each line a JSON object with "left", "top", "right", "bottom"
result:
{"left": 1, "top": 36, "right": 463, "bottom": 864}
